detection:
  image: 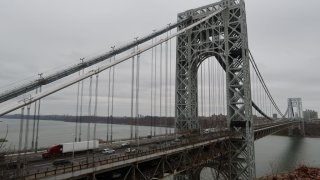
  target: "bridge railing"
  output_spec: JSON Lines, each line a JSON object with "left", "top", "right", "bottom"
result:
{"left": 23, "top": 131, "right": 232, "bottom": 179}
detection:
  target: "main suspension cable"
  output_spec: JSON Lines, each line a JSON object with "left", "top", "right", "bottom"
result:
{"left": 248, "top": 50, "right": 283, "bottom": 117}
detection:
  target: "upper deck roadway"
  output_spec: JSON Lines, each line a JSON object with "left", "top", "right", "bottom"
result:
{"left": 4, "top": 120, "right": 297, "bottom": 180}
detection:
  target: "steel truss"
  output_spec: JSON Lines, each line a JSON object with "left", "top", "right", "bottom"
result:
{"left": 176, "top": 0, "right": 255, "bottom": 179}
{"left": 93, "top": 140, "right": 228, "bottom": 180}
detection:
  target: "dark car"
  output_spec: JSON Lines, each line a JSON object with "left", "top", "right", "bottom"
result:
{"left": 52, "top": 159, "right": 72, "bottom": 166}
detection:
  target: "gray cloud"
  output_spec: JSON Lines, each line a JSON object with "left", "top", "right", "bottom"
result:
{"left": 1, "top": 0, "right": 319, "bottom": 116}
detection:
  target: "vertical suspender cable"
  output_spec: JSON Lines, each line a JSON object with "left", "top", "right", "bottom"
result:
{"left": 24, "top": 103, "right": 31, "bottom": 153}
{"left": 135, "top": 46, "right": 140, "bottom": 145}
{"left": 18, "top": 106, "right": 25, "bottom": 178}
{"left": 79, "top": 61, "right": 85, "bottom": 142}
{"left": 35, "top": 85, "right": 41, "bottom": 153}
{"left": 75, "top": 70, "right": 81, "bottom": 142}
{"left": 254, "top": 70, "right": 258, "bottom": 116}
{"left": 209, "top": 57, "right": 213, "bottom": 116}
{"left": 169, "top": 30, "right": 173, "bottom": 132}
{"left": 208, "top": 60, "right": 211, "bottom": 118}
{"left": 31, "top": 88, "right": 38, "bottom": 150}
{"left": 86, "top": 76, "right": 93, "bottom": 161}
{"left": 265, "top": 92, "right": 268, "bottom": 117}
{"left": 111, "top": 55, "right": 116, "bottom": 142}
{"left": 88, "top": 76, "right": 93, "bottom": 139}
{"left": 93, "top": 73, "right": 99, "bottom": 162}
{"left": 93, "top": 73, "right": 99, "bottom": 144}
{"left": 264, "top": 89, "right": 267, "bottom": 118}
{"left": 213, "top": 60, "right": 216, "bottom": 115}
{"left": 153, "top": 37, "right": 157, "bottom": 136}
{"left": 203, "top": 62, "right": 206, "bottom": 116}
{"left": 257, "top": 78, "right": 260, "bottom": 117}
{"left": 200, "top": 63, "right": 204, "bottom": 117}
{"left": 259, "top": 81, "right": 262, "bottom": 118}
{"left": 165, "top": 31, "right": 169, "bottom": 136}
{"left": 159, "top": 43, "right": 163, "bottom": 134}
{"left": 220, "top": 64, "right": 223, "bottom": 115}
{"left": 107, "top": 58, "right": 111, "bottom": 142}
{"left": 215, "top": 61, "right": 218, "bottom": 115}
{"left": 270, "top": 97, "right": 272, "bottom": 117}
{"left": 212, "top": 58, "right": 215, "bottom": 116}
{"left": 150, "top": 38, "right": 154, "bottom": 136}
{"left": 251, "top": 66, "right": 255, "bottom": 116}
{"left": 18, "top": 106, "right": 25, "bottom": 154}
{"left": 212, "top": 58, "right": 215, "bottom": 126}
{"left": 222, "top": 63, "right": 224, "bottom": 115}
{"left": 217, "top": 65, "right": 221, "bottom": 115}
{"left": 222, "top": 61, "right": 225, "bottom": 115}
{"left": 130, "top": 55, "right": 135, "bottom": 140}
{"left": 255, "top": 67, "right": 258, "bottom": 116}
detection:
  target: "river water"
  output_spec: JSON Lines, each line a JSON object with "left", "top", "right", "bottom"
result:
{"left": 0, "top": 118, "right": 319, "bottom": 177}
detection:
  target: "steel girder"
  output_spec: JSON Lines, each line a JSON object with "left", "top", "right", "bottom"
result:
{"left": 176, "top": 0, "right": 255, "bottom": 179}
{"left": 93, "top": 141, "right": 228, "bottom": 180}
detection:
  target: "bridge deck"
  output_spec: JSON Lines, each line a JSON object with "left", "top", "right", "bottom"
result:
{"left": 17, "top": 121, "right": 297, "bottom": 180}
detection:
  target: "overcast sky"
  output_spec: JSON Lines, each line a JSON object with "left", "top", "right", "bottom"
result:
{"left": 0, "top": 0, "right": 319, "bottom": 116}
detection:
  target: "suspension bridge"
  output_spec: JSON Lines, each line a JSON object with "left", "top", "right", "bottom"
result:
{"left": 0, "top": 0, "right": 306, "bottom": 179}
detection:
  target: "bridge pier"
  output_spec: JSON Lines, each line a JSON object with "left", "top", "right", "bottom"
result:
{"left": 288, "top": 125, "right": 293, "bottom": 136}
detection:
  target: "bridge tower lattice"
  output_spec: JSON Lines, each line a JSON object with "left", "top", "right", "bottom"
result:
{"left": 175, "top": 0, "right": 255, "bottom": 179}
{"left": 287, "top": 98, "right": 305, "bottom": 135}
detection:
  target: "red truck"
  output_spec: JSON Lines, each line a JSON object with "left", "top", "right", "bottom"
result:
{"left": 42, "top": 140, "right": 99, "bottom": 159}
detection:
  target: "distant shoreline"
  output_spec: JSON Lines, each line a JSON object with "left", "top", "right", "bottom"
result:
{"left": 0, "top": 114, "right": 227, "bottom": 129}
{"left": 2, "top": 115, "right": 320, "bottom": 138}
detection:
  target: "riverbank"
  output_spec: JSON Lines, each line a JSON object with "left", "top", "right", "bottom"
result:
{"left": 258, "top": 165, "right": 320, "bottom": 179}
{"left": 1, "top": 114, "right": 227, "bottom": 128}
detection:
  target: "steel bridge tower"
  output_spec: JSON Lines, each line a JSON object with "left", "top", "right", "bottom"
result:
{"left": 175, "top": 0, "right": 255, "bottom": 179}
{"left": 287, "top": 98, "right": 305, "bottom": 135}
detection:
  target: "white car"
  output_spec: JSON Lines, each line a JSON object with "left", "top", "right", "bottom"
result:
{"left": 203, "top": 129, "right": 210, "bottom": 134}
{"left": 102, "top": 148, "right": 115, "bottom": 154}
{"left": 125, "top": 148, "right": 136, "bottom": 153}
{"left": 121, "top": 142, "right": 129, "bottom": 147}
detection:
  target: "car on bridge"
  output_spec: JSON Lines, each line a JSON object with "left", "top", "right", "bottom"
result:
{"left": 121, "top": 142, "right": 129, "bottom": 147}
{"left": 102, "top": 148, "right": 115, "bottom": 154}
{"left": 125, "top": 148, "right": 136, "bottom": 153}
{"left": 52, "top": 159, "right": 72, "bottom": 166}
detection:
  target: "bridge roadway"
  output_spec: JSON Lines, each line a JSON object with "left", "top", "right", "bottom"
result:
{"left": 11, "top": 121, "right": 297, "bottom": 180}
